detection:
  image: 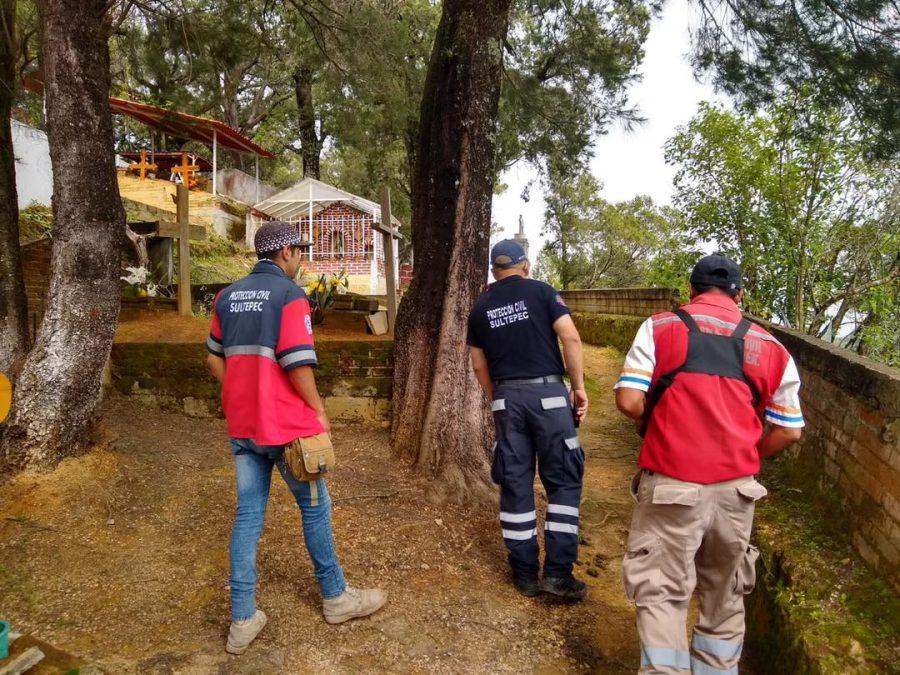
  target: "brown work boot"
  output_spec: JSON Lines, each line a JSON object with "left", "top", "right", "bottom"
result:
{"left": 322, "top": 586, "right": 387, "bottom": 624}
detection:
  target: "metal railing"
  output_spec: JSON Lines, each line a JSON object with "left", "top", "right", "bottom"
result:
{"left": 249, "top": 213, "right": 383, "bottom": 261}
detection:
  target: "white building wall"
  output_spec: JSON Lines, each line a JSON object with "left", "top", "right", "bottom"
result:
{"left": 216, "top": 167, "right": 277, "bottom": 205}
{"left": 12, "top": 120, "right": 53, "bottom": 209}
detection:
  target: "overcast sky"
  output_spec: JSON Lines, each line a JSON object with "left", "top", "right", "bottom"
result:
{"left": 492, "top": 0, "right": 728, "bottom": 255}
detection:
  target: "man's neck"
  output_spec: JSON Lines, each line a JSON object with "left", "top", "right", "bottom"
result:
{"left": 259, "top": 258, "right": 291, "bottom": 277}
{"left": 495, "top": 270, "right": 526, "bottom": 282}
{"left": 691, "top": 289, "right": 739, "bottom": 308}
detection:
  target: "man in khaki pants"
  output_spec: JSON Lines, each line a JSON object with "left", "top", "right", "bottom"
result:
{"left": 615, "top": 255, "right": 804, "bottom": 674}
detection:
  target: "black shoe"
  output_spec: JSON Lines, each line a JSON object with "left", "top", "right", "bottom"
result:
{"left": 512, "top": 573, "right": 541, "bottom": 597}
{"left": 541, "top": 575, "right": 587, "bottom": 601}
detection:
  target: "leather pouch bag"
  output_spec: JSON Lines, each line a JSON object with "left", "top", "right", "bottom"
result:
{"left": 284, "top": 433, "right": 335, "bottom": 481}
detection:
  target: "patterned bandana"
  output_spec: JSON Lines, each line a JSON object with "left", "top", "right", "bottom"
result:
{"left": 254, "top": 220, "right": 307, "bottom": 254}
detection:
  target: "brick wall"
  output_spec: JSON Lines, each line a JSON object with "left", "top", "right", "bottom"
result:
{"left": 399, "top": 263, "right": 413, "bottom": 289}
{"left": 559, "top": 288, "right": 680, "bottom": 316}
{"left": 759, "top": 321, "right": 900, "bottom": 589}
{"left": 254, "top": 202, "right": 377, "bottom": 261}
{"left": 302, "top": 259, "right": 374, "bottom": 276}
{"left": 20, "top": 237, "right": 52, "bottom": 342}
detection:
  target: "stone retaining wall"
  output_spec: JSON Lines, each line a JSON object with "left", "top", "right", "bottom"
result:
{"left": 760, "top": 321, "right": 900, "bottom": 589}
{"left": 110, "top": 340, "right": 393, "bottom": 423}
{"left": 571, "top": 313, "right": 645, "bottom": 355}
{"left": 559, "top": 288, "right": 679, "bottom": 316}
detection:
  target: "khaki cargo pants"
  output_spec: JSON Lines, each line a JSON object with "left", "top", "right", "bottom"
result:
{"left": 622, "top": 470, "right": 767, "bottom": 674}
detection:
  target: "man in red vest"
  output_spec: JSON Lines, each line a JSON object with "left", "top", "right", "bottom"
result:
{"left": 615, "top": 255, "right": 804, "bottom": 675}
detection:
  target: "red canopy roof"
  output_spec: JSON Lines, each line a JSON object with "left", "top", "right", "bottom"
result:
{"left": 110, "top": 97, "right": 273, "bottom": 158}
{"left": 22, "top": 76, "right": 273, "bottom": 158}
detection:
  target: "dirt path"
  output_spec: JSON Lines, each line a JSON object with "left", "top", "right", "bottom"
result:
{"left": 0, "top": 345, "right": 642, "bottom": 673}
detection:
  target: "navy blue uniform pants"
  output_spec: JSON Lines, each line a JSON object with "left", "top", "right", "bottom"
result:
{"left": 491, "top": 381, "right": 585, "bottom": 578}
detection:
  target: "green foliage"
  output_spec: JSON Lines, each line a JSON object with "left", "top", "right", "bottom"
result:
{"left": 319, "top": 0, "right": 440, "bottom": 256}
{"left": 535, "top": 165, "right": 695, "bottom": 290}
{"left": 690, "top": 0, "right": 900, "bottom": 158}
{"left": 109, "top": 0, "right": 656, "bottom": 227}
{"left": 17, "top": 202, "right": 53, "bottom": 244}
{"left": 189, "top": 233, "right": 254, "bottom": 284}
{"left": 666, "top": 99, "right": 899, "bottom": 362}
{"left": 571, "top": 313, "right": 647, "bottom": 354}
{"left": 323, "top": 0, "right": 657, "bottom": 256}
{"left": 498, "top": 0, "right": 656, "bottom": 173}
{"left": 750, "top": 453, "right": 900, "bottom": 670}
{"left": 853, "top": 292, "right": 900, "bottom": 367}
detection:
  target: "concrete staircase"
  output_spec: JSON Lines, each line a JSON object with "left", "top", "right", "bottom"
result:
{"left": 117, "top": 171, "right": 246, "bottom": 237}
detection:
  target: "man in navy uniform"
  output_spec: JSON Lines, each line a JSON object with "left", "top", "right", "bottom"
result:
{"left": 467, "top": 239, "right": 589, "bottom": 599}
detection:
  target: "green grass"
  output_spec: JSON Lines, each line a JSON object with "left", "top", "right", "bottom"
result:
{"left": 18, "top": 203, "right": 53, "bottom": 244}
{"left": 186, "top": 233, "right": 254, "bottom": 284}
{"left": 749, "top": 454, "right": 900, "bottom": 671}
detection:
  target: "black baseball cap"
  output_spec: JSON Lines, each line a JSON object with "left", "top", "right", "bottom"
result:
{"left": 490, "top": 239, "right": 527, "bottom": 268}
{"left": 690, "top": 254, "right": 742, "bottom": 291}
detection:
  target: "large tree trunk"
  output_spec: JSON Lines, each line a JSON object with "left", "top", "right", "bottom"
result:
{"left": 391, "top": 0, "right": 512, "bottom": 503}
{"left": 2, "top": 0, "right": 125, "bottom": 470}
{"left": 0, "top": 0, "right": 29, "bottom": 375}
{"left": 293, "top": 65, "right": 323, "bottom": 180}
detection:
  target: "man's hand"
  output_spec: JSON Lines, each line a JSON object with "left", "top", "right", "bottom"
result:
{"left": 571, "top": 388, "right": 588, "bottom": 422}
{"left": 206, "top": 353, "right": 226, "bottom": 384}
{"left": 287, "top": 365, "right": 329, "bottom": 432}
{"left": 757, "top": 425, "right": 802, "bottom": 458}
{"left": 315, "top": 407, "right": 331, "bottom": 434}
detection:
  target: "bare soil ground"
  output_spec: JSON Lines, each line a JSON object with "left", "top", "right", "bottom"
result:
{"left": 0, "top": 345, "right": 642, "bottom": 673}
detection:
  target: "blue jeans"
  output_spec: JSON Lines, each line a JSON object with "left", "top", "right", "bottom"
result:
{"left": 229, "top": 438, "right": 347, "bottom": 621}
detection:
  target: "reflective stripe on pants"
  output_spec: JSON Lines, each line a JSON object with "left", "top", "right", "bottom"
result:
{"left": 491, "top": 381, "right": 584, "bottom": 578}
{"left": 622, "top": 471, "right": 765, "bottom": 674}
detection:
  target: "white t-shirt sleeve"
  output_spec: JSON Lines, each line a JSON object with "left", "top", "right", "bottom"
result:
{"left": 614, "top": 318, "right": 656, "bottom": 392}
{"left": 763, "top": 355, "right": 805, "bottom": 428}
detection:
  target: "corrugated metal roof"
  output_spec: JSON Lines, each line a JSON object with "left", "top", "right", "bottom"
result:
{"left": 252, "top": 177, "right": 402, "bottom": 227}
{"left": 22, "top": 76, "right": 273, "bottom": 158}
{"left": 109, "top": 98, "right": 274, "bottom": 157}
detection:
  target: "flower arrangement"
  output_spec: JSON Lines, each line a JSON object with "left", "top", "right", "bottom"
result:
{"left": 121, "top": 265, "right": 159, "bottom": 298}
{"left": 304, "top": 271, "right": 349, "bottom": 324}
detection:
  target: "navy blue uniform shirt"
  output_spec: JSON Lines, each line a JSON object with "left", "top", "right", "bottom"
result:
{"left": 466, "top": 275, "right": 571, "bottom": 380}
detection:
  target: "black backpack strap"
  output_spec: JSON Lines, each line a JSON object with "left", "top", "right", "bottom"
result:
{"left": 674, "top": 308, "right": 701, "bottom": 333}
{"left": 731, "top": 316, "right": 761, "bottom": 408}
{"left": 731, "top": 317, "right": 752, "bottom": 340}
{"left": 638, "top": 309, "right": 697, "bottom": 437}
{"left": 638, "top": 367, "right": 681, "bottom": 437}
{"left": 731, "top": 317, "right": 762, "bottom": 408}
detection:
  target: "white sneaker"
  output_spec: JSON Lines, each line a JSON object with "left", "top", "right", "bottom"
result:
{"left": 322, "top": 586, "right": 387, "bottom": 624}
{"left": 225, "top": 609, "right": 267, "bottom": 654}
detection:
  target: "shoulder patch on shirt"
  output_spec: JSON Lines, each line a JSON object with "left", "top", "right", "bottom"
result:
{"left": 555, "top": 294, "right": 567, "bottom": 307}
{"left": 305, "top": 314, "right": 313, "bottom": 335}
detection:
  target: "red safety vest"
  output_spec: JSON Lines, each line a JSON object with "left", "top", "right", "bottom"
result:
{"left": 639, "top": 294, "right": 790, "bottom": 483}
